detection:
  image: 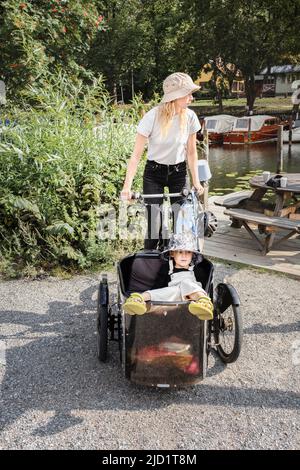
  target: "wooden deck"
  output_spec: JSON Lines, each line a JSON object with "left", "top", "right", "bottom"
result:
{"left": 204, "top": 196, "right": 300, "bottom": 278}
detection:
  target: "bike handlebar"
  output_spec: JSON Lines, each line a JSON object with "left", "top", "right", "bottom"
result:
{"left": 129, "top": 188, "right": 197, "bottom": 200}
{"left": 131, "top": 192, "right": 181, "bottom": 199}
{"left": 119, "top": 188, "right": 202, "bottom": 203}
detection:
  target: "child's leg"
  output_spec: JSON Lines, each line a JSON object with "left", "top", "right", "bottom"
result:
{"left": 145, "top": 285, "right": 180, "bottom": 302}
{"left": 180, "top": 280, "right": 213, "bottom": 321}
{"left": 140, "top": 292, "right": 151, "bottom": 301}
{"left": 185, "top": 290, "right": 207, "bottom": 301}
{"left": 180, "top": 279, "right": 207, "bottom": 300}
{"left": 123, "top": 287, "right": 179, "bottom": 316}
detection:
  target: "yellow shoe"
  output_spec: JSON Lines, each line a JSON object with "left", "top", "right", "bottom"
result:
{"left": 123, "top": 293, "right": 147, "bottom": 315}
{"left": 188, "top": 296, "right": 213, "bottom": 321}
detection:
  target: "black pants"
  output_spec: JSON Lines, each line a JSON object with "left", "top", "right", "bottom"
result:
{"left": 143, "top": 160, "right": 189, "bottom": 250}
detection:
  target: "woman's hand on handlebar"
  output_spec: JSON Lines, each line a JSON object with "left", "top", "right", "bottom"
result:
{"left": 193, "top": 184, "right": 204, "bottom": 196}
{"left": 120, "top": 188, "right": 132, "bottom": 201}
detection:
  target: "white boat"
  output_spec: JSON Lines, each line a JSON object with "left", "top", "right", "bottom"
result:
{"left": 223, "top": 115, "right": 281, "bottom": 144}
{"left": 201, "top": 114, "right": 236, "bottom": 144}
{"left": 283, "top": 120, "right": 300, "bottom": 143}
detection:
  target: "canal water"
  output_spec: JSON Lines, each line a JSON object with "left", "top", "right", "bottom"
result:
{"left": 207, "top": 143, "right": 300, "bottom": 195}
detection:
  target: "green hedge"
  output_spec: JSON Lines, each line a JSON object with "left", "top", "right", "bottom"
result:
{"left": 0, "top": 73, "right": 148, "bottom": 277}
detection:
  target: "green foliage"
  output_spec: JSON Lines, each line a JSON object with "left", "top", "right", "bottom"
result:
{"left": 0, "top": 0, "right": 107, "bottom": 98}
{"left": 0, "top": 72, "right": 143, "bottom": 277}
{"left": 2, "top": 0, "right": 299, "bottom": 106}
{"left": 185, "top": 0, "right": 300, "bottom": 109}
{"left": 88, "top": 0, "right": 184, "bottom": 100}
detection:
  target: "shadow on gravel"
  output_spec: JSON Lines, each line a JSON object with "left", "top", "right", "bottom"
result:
{"left": 0, "top": 282, "right": 299, "bottom": 437}
{"left": 243, "top": 322, "right": 300, "bottom": 335}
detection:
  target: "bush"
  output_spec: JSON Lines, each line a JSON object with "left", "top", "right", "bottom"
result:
{"left": 0, "top": 72, "right": 146, "bottom": 277}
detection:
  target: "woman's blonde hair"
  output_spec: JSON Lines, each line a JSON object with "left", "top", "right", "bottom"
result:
{"left": 157, "top": 101, "right": 187, "bottom": 137}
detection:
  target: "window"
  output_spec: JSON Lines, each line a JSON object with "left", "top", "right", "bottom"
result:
{"left": 206, "top": 120, "right": 217, "bottom": 130}
{"left": 235, "top": 119, "right": 249, "bottom": 129}
{"left": 232, "top": 81, "right": 244, "bottom": 93}
{"left": 266, "top": 76, "right": 275, "bottom": 84}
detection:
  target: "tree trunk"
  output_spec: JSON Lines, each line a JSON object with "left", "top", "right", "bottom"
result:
{"left": 212, "top": 68, "right": 223, "bottom": 112}
{"left": 245, "top": 75, "right": 256, "bottom": 112}
{"left": 112, "top": 81, "right": 118, "bottom": 104}
{"left": 217, "top": 89, "right": 223, "bottom": 112}
{"left": 108, "top": 76, "right": 118, "bottom": 104}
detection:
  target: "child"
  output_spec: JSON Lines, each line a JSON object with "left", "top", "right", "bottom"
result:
{"left": 123, "top": 232, "right": 213, "bottom": 320}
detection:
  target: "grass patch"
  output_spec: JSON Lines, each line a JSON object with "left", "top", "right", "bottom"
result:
{"left": 190, "top": 96, "right": 293, "bottom": 115}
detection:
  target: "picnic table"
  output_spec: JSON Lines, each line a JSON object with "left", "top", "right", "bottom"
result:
{"left": 215, "top": 173, "right": 300, "bottom": 254}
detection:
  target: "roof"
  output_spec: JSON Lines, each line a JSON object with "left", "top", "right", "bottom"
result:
{"left": 204, "top": 114, "right": 236, "bottom": 121}
{"left": 204, "top": 114, "right": 236, "bottom": 132}
{"left": 260, "top": 65, "right": 300, "bottom": 74}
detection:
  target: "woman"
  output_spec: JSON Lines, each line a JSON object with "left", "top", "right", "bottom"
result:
{"left": 121, "top": 72, "right": 203, "bottom": 249}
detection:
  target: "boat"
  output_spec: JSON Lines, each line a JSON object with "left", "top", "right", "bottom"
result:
{"left": 283, "top": 119, "right": 300, "bottom": 143}
{"left": 223, "top": 115, "right": 282, "bottom": 145}
{"left": 200, "top": 114, "right": 236, "bottom": 144}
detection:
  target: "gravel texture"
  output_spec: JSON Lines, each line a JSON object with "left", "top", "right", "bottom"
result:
{"left": 0, "top": 263, "right": 299, "bottom": 450}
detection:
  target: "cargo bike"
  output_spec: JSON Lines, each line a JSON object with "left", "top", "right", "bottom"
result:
{"left": 96, "top": 189, "right": 242, "bottom": 387}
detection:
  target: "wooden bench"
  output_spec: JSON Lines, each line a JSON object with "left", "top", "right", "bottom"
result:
{"left": 224, "top": 208, "right": 300, "bottom": 254}
{"left": 214, "top": 190, "right": 254, "bottom": 208}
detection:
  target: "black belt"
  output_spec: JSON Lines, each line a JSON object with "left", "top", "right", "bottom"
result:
{"left": 146, "top": 160, "right": 186, "bottom": 170}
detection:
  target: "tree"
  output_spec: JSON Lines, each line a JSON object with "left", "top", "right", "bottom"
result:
{"left": 229, "top": 0, "right": 300, "bottom": 110}
{"left": 87, "top": 0, "right": 143, "bottom": 102}
{"left": 172, "top": 0, "right": 240, "bottom": 109}
{"left": 88, "top": 0, "right": 187, "bottom": 101}
{"left": 0, "top": 0, "right": 107, "bottom": 98}
{"left": 184, "top": 0, "right": 300, "bottom": 111}
{"left": 2, "top": 0, "right": 299, "bottom": 106}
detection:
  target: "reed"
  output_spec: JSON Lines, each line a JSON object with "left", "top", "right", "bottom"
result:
{"left": 0, "top": 72, "right": 146, "bottom": 277}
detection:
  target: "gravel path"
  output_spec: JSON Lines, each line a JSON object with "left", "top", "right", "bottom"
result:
{"left": 0, "top": 263, "right": 299, "bottom": 450}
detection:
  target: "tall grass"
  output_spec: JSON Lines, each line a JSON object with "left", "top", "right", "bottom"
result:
{"left": 0, "top": 72, "right": 146, "bottom": 277}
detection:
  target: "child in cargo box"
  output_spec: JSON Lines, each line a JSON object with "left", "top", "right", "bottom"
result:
{"left": 123, "top": 232, "right": 213, "bottom": 321}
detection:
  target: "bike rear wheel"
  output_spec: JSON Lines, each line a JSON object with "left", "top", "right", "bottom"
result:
{"left": 214, "top": 303, "right": 242, "bottom": 363}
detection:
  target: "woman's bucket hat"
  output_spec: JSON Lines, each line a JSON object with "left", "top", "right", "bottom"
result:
{"left": 161, "top": 72, "right": 200, "bottom": 104}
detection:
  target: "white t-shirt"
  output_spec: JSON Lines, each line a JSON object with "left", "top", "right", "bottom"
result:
{"left": 137, "top": 106, "right": 201, "bottom": 165}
